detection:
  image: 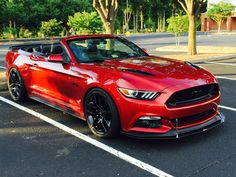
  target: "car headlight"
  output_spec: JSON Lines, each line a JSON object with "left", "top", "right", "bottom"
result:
{"left": 118, "top": 87, "right": 160, "bottom": 100}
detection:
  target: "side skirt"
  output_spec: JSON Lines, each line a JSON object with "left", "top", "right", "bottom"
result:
{"left": 29, "top": 96, "right": 85, "bottom": 121}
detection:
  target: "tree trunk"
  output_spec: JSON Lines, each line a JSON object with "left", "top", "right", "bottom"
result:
{"left": 13, "top": 20, "right": 16, "bottom": 40}
{"left": 124, "top": 0, "right": 131, "bottom": 33}
{"left": 9, "top": 20, "right": 12, "bottom": 41}
{"left": 133, "top": 13, "right": 136, "bottom": 33}
{"left": 104, "top": 22, "right": 114, "bottom": 34}
{"left": 188, "top": 15, "right": 197, "bottom": 55}
{"left": 217, "top": 22, "right": 221, "bottom": 33}
{"left": 140, "top": 10, "right": 143, "bottom": 32}
{"left": 124, "top": 10, "right": 131, "bottom": 33}
{"left": 175, "top": 33, "right": 178, "bottom": 46}
{"left": 178, "top": 0, "right": 205, "bottom": 55}
{"left": 162, "top": 11, "right": 165, "bottom": 32}
{"left": 93, "top": 0, "right": 118, "bottom": 35}
{"left": 178, "top": 33, "right": 181, "bottom": 46}
{"left": 136, "top": 10, "right": 139, "bottom": 32}
{"left": 158, "top": 16, "right": 161, "bottom": 32}
{"left": 152, "top": 21, "right": 157, "bottom": 32}
{"left": 160, "top": 14, "right": 163, "bottom": 32}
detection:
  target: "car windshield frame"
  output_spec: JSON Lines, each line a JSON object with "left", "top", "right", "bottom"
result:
{"left": 67, "top": 36, "right": 149, "bottom": 63}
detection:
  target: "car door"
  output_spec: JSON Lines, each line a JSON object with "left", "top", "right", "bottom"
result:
{"left": 29, "top": 51, "right": 85, "bottom": 117}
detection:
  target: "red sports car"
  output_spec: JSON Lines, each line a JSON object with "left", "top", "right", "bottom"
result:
{"left": 5, "top": 34, "right": 225, "bottom": 138}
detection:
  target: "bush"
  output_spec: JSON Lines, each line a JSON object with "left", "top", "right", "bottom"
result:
{"left": 40, "top": 19, "right": 63, "bottom": 37}
{"left": 19, "top": 28, "right": 33, "bottom": 38}
{"left": 0, "top": 27, "right": 16, "bottom": 39}
{"left": 67, "top": 11, "right": 103, "bottom": 34}
{"left": 167, "top": 15, "right": 189, "bottom": 46}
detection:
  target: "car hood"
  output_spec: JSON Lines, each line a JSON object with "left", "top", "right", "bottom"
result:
{"left": 92, "top": 56, "right": 217, "bottom": 91}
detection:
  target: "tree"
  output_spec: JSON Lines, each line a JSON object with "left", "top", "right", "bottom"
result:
{"left": 40, "top": 19, "right": 62, "bottom": 37}
{"left": 4, "top": 0, "right": 24, "bottom": 39}
{"left": 147, "top": 0, "right": 173, "bottom": 32}
{"left": 167, "top": 14, "right": 189, "bottom": 45}
{"left": 93, "top": 0, "right": 118, "bottom": 34}
{"left": 67, "top": 11, "right": 103, "bottom": 34}
{"left": 178, "top": 0, "right": 206, "bottom": 55}
{"left": 207, "top": 1, "right": 235, "bottom": 32}
{"left": 0, "top": 0, "right": 94, "bottom": 37}
{"left": 123, "top": 0, "right": 132, "bottom": 33}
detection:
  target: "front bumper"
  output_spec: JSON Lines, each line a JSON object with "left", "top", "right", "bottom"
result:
{"left": 123, "top": 113, "right": 225, "bottom": 139}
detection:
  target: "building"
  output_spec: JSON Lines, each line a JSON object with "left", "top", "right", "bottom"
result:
{"left": 201, "top": 0, "right": 236, "bottom": 32}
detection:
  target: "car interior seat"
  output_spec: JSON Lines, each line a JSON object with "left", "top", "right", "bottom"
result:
{"left": 87, "top": 43, "right": 98, "bottom": 53}
{"left": 52, "top": 45, "right": 63, "bottom": 54}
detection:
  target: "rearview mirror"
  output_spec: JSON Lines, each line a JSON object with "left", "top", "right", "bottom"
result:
{"left": 48, "top": 54, "right": 64, "bottom": 62}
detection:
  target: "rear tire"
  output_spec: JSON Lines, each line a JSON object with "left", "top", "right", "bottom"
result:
{"left": 84, "top": 88, "right": 120, "bottom": 138}
{"left": 8, "top": 68, "right": 27, "bottom": 102}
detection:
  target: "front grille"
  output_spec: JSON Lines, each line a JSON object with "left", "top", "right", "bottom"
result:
{"left": 166, "top": 84, "right": 219, "bottom": 108}
{"left": 171, "top": 109, "right": 216, "bottom": 127}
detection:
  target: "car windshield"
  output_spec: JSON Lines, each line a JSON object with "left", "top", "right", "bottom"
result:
{"left": 68, "top": 37, "right": 148, "bottom": 63}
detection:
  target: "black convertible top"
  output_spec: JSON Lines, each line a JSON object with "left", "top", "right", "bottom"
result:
{"left": 9, "top": 42, "right": 63, "bottom": 56}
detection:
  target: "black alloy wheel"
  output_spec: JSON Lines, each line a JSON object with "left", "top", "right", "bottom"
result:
{"left": 84, "top": 88, "right": 120, "bottom": 138}
{"left": 8, "top": 68, "right": 27, "bottom": 102}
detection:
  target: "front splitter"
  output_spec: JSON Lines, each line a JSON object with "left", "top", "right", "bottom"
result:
{"left": 123, "top": 113, "right": 225, "bottom": 139}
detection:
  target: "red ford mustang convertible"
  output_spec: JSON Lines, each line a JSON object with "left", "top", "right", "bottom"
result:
{"left": 5, "top": 35, "right": 225, "bottom": 138}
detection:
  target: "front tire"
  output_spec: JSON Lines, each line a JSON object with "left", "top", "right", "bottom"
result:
{"left": 8, "top": 68, "right": 27, "bottom": 102}
{"left": 84, "top": 88, "right": 120, "bottom": 138}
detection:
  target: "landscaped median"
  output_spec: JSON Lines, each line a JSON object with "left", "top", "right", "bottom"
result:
{"left": 156, "top": 45, "right": 236, "bottom": 61}
{"left": 0, "top": 71, "right": 7, "bottom": 91}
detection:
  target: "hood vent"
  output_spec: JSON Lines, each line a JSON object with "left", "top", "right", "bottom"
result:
{"left": 185, "top": 61, "right": 201, "bottom": 69}
{"left": 122, "top": 69, "right": 154, "bottom": 76}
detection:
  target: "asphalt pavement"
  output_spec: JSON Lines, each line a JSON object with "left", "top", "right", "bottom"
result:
{"left": 0, "top": 34, "right": 236, "bottom": 177}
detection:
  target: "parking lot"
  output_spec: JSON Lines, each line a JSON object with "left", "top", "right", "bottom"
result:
{"left": 0, "top": 37, "right": 236, "bottom": 177}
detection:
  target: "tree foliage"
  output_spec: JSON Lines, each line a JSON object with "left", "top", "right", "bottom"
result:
{"left": 0, "top": 0, "right": 92, "bottom": 31}
{"left": 167, "top": 15, "right": 188, "bottom": 45}
{"left": 207, "top": 1, "right": 235, "bottom": 32}
{"left": 0, "top": 0, "right": 208, "bottom": 40}
{"left": 40, "top": 19, "right": 62, "bottom": 37}
{"left": 67, "top": 11, "right": 103, "bottom": 34}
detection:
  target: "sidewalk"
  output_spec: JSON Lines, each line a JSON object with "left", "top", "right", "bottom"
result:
{"left": 156, "top": 45, "right": 236, "bottom": 61}
{"left": 156, "top": 45, "right": 236, "bottom": 54}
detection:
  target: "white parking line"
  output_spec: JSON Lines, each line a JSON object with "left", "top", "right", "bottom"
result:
{"left": 0, "top": 96, "right": 173, "bottom": 177}
{"left": 219, "top": 105, "right": 236, "bottom": 112}
{"left": 0, "top": 66, "right": 6, "bottom": 69}
{"left": 216, "top": 76, "right": 236, "bottom": 81}
{"left": 205, "top": 61, "right": 236, "bottom": 66}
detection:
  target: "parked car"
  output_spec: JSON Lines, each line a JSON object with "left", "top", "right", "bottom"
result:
{"left": 5, "top": 34, "right": 225, "bottom": 138}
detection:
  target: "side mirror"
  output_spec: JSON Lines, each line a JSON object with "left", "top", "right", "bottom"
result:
{"left": 48, "top": 54, "right": 64, "bottom": 62}
{"left": 142, "top": 48, "right": 148, "bottom": 53}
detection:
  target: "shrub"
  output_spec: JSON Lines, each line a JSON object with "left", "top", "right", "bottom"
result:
{"left": 0, "top": 27, "right": 16, "bottom": 39}
{"left": 40, "top": 19, "right": 63, "bottom": 37}
{"left": 19, "top": 28, "right": 33, "bottom": 38}
{"left": 67, "top": 11, "right": 103, "bottom": 34}
{"left": 167, "top": 15, "right": 189, "bottom": 46}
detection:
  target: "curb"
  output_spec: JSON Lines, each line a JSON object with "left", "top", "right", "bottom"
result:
{"left": 0, "top": 82, "right": 7, "bottom": 91}
{"left": 0, "top": 72, "right": 7, "bottom": 91}
{"left": 191, "top": 54, "right": 236, "bottom": 64}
